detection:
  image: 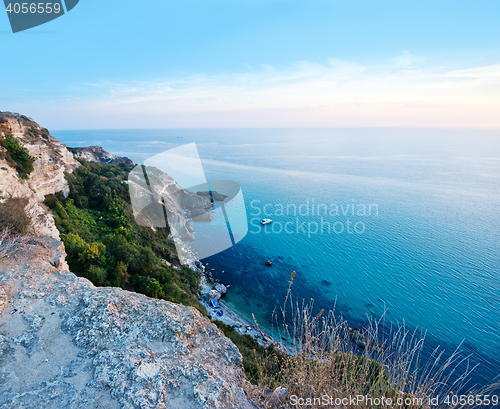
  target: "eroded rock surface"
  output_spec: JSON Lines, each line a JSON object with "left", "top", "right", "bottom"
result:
{"left": 69, "top": 146, "right": 133, "bottom": 166}
{"left": 0, "top": 112, "right": 79, "bottom": 238}
{"left": 0, "top": 238, "right": 257, "bottom": 409}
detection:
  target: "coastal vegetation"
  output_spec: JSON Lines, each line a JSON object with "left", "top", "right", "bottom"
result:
{"left": 44, "top": 159, "right": 206, "bottom": 314}
{"left": 0, "top": 132, "right": 35, "bottom": 179}
{"left": 0, "top": 197, "right": 32, "bottom": 258}
{"left": 211, "top": 276, "right": 471, "bottom": 409}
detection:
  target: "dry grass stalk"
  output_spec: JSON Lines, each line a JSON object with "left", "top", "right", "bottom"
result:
{"left": 254, "top": 271, "right": 491, "bottom": 408}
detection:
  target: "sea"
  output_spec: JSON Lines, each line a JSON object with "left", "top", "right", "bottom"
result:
{"left": 53, "top": 128, "right": 500, "bottom": 391}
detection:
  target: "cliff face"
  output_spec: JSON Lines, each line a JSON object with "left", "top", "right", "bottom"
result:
{"left": 0, "top": 238, "right": 257, "bottom": 409}
{"left": 0, "top": 113, "right": 79, "bottom": 238}
{"left": 69, "top": 146, "right": 134, "bottom": 166}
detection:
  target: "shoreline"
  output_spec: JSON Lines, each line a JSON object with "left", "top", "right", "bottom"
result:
{"left": 195, "top": 261, "right": 272, "bottom": 346}
{"left": 194, "top": 260, "right": 298, "bottom": 354}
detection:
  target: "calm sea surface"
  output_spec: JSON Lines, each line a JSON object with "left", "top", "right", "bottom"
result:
{"left": 53, "top": 128, "right": 500, "bottom": 390}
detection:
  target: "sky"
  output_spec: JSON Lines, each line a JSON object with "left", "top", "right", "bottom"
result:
{"left": 0, "top": 0, "right": 499, "bottom": 129}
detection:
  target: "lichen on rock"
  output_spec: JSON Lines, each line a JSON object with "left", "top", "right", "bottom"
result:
{"left": 0, "top": 238, "right": 258, "bottom": 408}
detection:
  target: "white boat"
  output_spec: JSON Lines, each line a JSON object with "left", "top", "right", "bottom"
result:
{"left": 260, "top": 219, "right": 272, "bottom": 225}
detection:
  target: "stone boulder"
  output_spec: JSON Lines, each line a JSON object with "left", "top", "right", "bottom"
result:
{"left": 0, "top": 238, "right": 258, "bottom": 409}
{"left": 214, "top": 284, "right": 227, "bottom": 295}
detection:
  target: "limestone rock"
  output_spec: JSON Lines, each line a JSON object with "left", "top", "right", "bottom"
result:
{"left": 69, "top": 146, "right": 134, "bottom": 166}
{"left": 209, "top": 290, "right": 221, "bottom": 300}
{"left": 0, "top": 112, "right": 79, "bottom": 239}
{"left": 0, "top": 238, "right": 258, "bottom": 409}
{"left": 214, "top": 284, "right": 227, "bottom": 295}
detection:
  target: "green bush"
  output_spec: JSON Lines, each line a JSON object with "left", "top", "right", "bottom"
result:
{"left": 86, "top": 265, "right": 107, "bottom": 286}
{"left": 0, "top": 133, "right": 35, "bottom": 179}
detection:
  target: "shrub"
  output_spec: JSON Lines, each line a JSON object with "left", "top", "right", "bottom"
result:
{"left": 0, "top": 133, "right": 35, "bottom": 179}
{"left": 86, "top": 265, "right": 107, "bottom": 286}
{"left": 79, "top": 242, "right": 106, "bottom": 265}
{"left": 213, "top": 320, "right": 285, "bottom": 384}
{"left": 63, "top": 232, "right": 88, "bottom": 259}
{"left": 0, "top": 197, "right": 31, "bottom": 235}
{"left": 28, "top": 126, "right": 40, "bottom": 138}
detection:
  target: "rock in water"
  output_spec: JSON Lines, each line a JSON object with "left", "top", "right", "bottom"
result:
{"left": 214, "top": 284, "right": 227, "bottom": 295}
{"left": 0, "top": 238, "right": 257, "bottom": 409}
{"left": 348, "top": 328, "right": 386, "bottom": 353}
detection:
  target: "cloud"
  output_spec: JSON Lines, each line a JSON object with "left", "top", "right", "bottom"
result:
{"left": 391, "top": 51, "right": 426, "bottom": 67}
{"left": 6, "top": 55, "right": 500, "bottom": 128}
{"left": 90, "top": 59, "right": 499, "bottom": 110}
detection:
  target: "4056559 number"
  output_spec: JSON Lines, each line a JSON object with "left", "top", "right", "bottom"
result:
{"left": 5, "top": 3, "right": 61, "bottom": 14}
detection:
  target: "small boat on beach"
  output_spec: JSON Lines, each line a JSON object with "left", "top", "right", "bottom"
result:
{"left": 260, "top": 219, "right": 272, "bottom": 225}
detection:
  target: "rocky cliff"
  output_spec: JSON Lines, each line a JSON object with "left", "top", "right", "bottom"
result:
{"left": 0, "top": 238, "right": 257, "bottom": 408}
{"left": 0, "top": 112, "right": 79, "bottom": 238}
{"left": 69, "top": 146, "right": 134, "bottom": 166}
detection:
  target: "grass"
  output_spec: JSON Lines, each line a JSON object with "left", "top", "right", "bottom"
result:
{"left": 0, "top": 226, "right": 22, "bottom": 259}
{"left": 213, "top": 319, "right": 286, "bottom": 384}
{"left": 0, "top": 198, "right": 31, "bottom": 259}
{"left": 240, "top": 271, "right": 493, "bottom": 408}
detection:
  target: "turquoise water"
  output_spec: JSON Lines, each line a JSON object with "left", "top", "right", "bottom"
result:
{"left": 53, "top": 128, "right": 500, "bottom": 389}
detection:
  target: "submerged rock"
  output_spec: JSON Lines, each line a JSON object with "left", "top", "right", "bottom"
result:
{"left": 348, "top": 328, "right": 386, "bottom": 353}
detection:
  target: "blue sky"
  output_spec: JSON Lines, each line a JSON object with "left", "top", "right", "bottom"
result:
{"left": 1, "top": 0, "right": 499, "bottom": 128}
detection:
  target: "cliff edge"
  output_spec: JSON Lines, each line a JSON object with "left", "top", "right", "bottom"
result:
{"left": 0, "top": 238, "right": 257, "bottom": 408}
